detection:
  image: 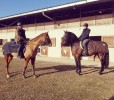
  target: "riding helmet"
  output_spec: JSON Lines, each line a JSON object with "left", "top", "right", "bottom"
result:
{"left": 83, "top": 23, "right": 88, "bottom": 27}
{"left": 17, "top": 22, "right": 22, "bottom": 26}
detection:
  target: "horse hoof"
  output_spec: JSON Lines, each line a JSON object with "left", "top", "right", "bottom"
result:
{"left": 23, "top": 75, "right": 26, "bottom": 79}
{"left": 22, "top": 73, "right": 26, "bottom": 78}
{"left": 78, "top": 72, "right": 81, "bottom": 75}
{"left": 78, "top": 72, "right": 82, "bottom": 76}
{"left": 76, "top": 71, "right": 81, "bottom": 75}
{"left": 99, "top": 72, "right": 102, "bottom": 75}
{"left": 7, "top": 74, "right": 10, "bottom": 78}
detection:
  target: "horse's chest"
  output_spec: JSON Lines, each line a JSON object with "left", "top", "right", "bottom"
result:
{"left": 71, "top": 46, "right": 81, "bottom": 54}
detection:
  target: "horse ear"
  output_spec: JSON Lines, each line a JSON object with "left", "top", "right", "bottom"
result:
{"left": 64, "top": 30, "right": 66, "bottom": 32}
{"left": 45, "top": 31, "right": 48, "bottom": 34}
{"left": 43, "top": 32, "right": 49, "bottom": 37}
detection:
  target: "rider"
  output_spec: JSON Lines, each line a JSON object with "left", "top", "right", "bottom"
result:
{"left": 79, "top": 23, "right": 91, "bottom": 56}
{"left": 15, "top": 22, "right": 27, "bottom": 58}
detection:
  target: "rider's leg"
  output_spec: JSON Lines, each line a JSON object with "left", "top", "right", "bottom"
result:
{"left": 18, "top": 43, "right": 24, "bottom": 58}
{"left": 18, "top": 43, "right": 21, "bottom": 57}
{"left": 83, "top": 39, "right": 89, "bottom": 55}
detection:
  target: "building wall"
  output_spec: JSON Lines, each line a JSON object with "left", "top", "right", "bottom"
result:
{"left": 0, "top": 13, "right": 114, "bottom": 62}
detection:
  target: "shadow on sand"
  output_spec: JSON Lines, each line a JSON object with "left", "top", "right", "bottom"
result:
{"left": 9, "top": 65, "right": 114, "bottom": 78}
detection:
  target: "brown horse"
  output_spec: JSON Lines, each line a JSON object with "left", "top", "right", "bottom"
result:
{"left": 61, "top": 31, "right": 109, "bottom": 75}
{"left": 3, "top": 32, "right": 52, "bottom": 78}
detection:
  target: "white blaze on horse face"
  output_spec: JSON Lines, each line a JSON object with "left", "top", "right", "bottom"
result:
{"left": 43, "top": 49, "right": 46, "bottom": 53}
{"left": 64, "top": 50, "right": 67, "bottom": 54}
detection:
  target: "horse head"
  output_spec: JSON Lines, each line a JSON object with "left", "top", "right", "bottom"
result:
{"left": 61, "top": 31, "right": 79, "bottom": 46}
{"left": 41, "top": 32, "right": 52, "bottom": 46}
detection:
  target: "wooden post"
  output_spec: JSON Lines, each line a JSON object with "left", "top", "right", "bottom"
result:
{"left": 112, "top": 0, "right": 114, "bottom": 24}
{"left": 80, "top": 8, "right": 82, "bottom": 27}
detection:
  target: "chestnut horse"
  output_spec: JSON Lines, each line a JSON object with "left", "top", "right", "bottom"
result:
{"left": 3, "top": 32, "right": 52, "bottom": 78}
{"left": 61, "top": 31, "right": 109, "bottom": 75}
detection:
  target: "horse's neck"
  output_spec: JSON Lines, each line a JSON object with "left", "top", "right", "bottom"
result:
{"left": 30, "top": 36, "right": 43, "bottom": 47}
{"left": 71, "top": 41, "right": 80, "bottom": 48}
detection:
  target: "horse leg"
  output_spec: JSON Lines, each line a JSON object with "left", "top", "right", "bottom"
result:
{"left": 31, "top": 57, "right": 36, "bottom": 78}
{"left": 7, "top": 54, "right": 13, "bottom": 77}
{"left": 74, "top": 56, "right": 78, "bottom": 74}
{"left": 78, "top": 58, "right": 81, "bottom": 75}
{"left": 4, "top": 55, "right": 10, "bottom": 78}
{"left": 98, "top": 54, "right": 105, "bottom": 75}
{"left": 8, "top": 54, "right": 13, "bottom": 65}
{"left": 74, "top": 56, "right": 81, "bottom": 75}
{"left": 22, "top": 57, "right": 30, "bottom": 78}
{"left": 4, "top": 54, "right": 13, "bottom": 78}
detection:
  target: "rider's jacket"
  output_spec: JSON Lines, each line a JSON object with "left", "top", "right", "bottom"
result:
{"left": 15, "top": 28, "right": 26, "bottom": 43}
{"left": 79, "top": 28, "right": 91, "bottom": 41}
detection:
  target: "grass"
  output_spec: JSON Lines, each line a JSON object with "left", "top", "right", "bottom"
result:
{"left": 0, "top": 57, "right": 114, "bottom": 100}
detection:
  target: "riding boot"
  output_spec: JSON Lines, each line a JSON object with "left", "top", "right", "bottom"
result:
{"left": 83, "top": 45, "right": 88, "bottom": 56}
{"left": 18, "top": 45, "right": 24, "bottom": 59}
{"left": 18, "top": 47, "right": 21, "bottom": 58}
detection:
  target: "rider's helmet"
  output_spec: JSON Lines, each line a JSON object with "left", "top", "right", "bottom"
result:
{"left": 17, "top": 22, "right": 22, "bottom": 26}
{"left": 83, "top": 23, "right": 88, "bottom": 27}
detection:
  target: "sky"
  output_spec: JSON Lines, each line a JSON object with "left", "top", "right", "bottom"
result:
{"left": 0, "top": 0, "right": 79, "bottom": 18}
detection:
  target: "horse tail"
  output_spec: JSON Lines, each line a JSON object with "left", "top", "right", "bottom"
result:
{"left": 104, "top": 52, "right": 109, "bottom": 68}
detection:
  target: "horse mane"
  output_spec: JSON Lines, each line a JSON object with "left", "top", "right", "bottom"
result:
{"left": 29, "top": 32, "right": 48, "bottom": 42}
{"left": 67, "top": 31, "right": 79, "bottom": 43}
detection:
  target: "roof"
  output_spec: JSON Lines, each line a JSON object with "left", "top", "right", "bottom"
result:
{"left": 0, "top": 0, "right": 100, "bottom": 20}
{"left": 0, "top": 0, "right": 113, "bottom": 27}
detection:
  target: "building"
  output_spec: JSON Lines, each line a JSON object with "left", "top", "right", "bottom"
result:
{"left": 0, "top": 0, "right": 114, "bottom": 62}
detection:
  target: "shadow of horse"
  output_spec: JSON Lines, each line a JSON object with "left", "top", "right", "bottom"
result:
{"left": 101, "top": 66, "right": 114, "bottom": 75}
{"left": 10, "top": 65, "right": 114, "bottom": 78}
{"left": 34, "top": 65, "right": 75, "bottom": 78}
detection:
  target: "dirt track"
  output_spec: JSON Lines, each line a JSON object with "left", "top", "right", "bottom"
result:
{"left": 0, "top": 57, "right": 114, "bottom": 100}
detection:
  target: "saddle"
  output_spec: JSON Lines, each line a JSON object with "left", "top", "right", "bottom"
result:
{"left": 80, "top": 40, "right": 92, "bottom": 56}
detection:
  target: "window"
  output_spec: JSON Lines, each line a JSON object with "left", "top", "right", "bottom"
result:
{"left": 102, "top": 36, "right": 114, "bottom": 48}
{"left": 41, "top": 46, "right": 48, "bottom": 56}
{"left": 0, "top": 39, "right": 7, "bottom": 46}
{"left": 0, "top": 39, "right": 3, "bottom": 45}
{"left": 10, "top": 39, "right": 15, "bottom": 42}
{"left": 90, "top": 36, "right": 101, "bottom": 41}
{"left": 61, "top": 47, "right": 70, "bottom": 58}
